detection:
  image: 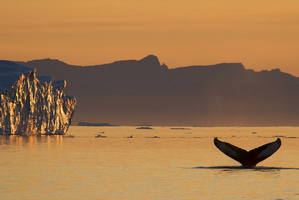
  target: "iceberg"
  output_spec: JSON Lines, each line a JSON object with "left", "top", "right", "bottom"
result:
{"left": 0, "top": 61, "right": 76, "bottom": 135}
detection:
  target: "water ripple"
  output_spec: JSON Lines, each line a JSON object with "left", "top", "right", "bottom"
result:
{"left": 187, "top": 166, "right": 299, "bottom": 170}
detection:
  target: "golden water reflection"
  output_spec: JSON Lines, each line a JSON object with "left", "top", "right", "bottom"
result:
{"left": 0, "top": 135, "right": 64, "bottom": 147}
{"left": 0, "top": 126, "right": 299, "bottom": 199}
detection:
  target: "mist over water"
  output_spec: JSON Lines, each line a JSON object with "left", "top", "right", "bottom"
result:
{"left": 0, "top": 126, "right": 298, "bottom": 199}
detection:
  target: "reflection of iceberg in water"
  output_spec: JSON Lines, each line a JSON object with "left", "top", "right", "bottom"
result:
{"left": 0, "top": 135, "right": 64, "bottom": 147}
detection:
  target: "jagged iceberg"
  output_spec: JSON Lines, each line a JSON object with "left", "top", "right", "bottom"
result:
{"left": 0, "top": 61, "right": 76, "bottom": 135}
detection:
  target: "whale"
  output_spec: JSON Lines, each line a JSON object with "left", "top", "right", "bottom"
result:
{"left": 214, "top": 137, "right": 281, "bottom": 168}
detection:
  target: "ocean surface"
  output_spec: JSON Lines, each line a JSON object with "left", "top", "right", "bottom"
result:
{"left": 0, "top": 126, "right": 298, "bottom": 200}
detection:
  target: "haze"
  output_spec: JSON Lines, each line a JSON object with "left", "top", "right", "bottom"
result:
{"left": 1, "top": 0, "right": 299, "bottom": 76}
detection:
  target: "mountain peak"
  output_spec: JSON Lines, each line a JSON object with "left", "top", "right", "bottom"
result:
{"left": 139, "top": 55, "right": 168, "bottom": 70}
{"left": 26, "top": 58, "right": 70, "bottom": 67}
{"left": 139, "top": 55, "right": 160, "bottom": 65}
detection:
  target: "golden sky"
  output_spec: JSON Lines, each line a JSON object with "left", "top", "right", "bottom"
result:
{"left": 1, "top": 0, "right": 299, "bottom": 75}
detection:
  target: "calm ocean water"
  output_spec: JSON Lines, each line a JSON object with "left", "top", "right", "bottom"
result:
{"left": 0, "top": 126, "right": 298, "bottom": 200}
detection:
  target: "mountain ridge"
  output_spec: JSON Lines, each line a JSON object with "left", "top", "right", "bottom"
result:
{"left": 18, "top": 55, "right": 251, "bottom": 72}
{"left": 15, "top": 55, "right": 299, "bottom": 126}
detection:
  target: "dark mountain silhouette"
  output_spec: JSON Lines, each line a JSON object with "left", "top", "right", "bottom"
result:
{"left": 18, "top": 55, "right": 299, "bottom": 126}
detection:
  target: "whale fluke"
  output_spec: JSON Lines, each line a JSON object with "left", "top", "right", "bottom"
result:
{"left": 214, "top": 137, "right": 281, "bottom": 168}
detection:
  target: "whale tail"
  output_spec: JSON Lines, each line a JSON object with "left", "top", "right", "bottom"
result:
{"left": 214, "top": 137, "right": 281, "bottom": 168}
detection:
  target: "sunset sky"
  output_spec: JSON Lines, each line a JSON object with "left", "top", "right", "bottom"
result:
{"left": 1, "top": 0, "right": 299, "bottom": 75}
